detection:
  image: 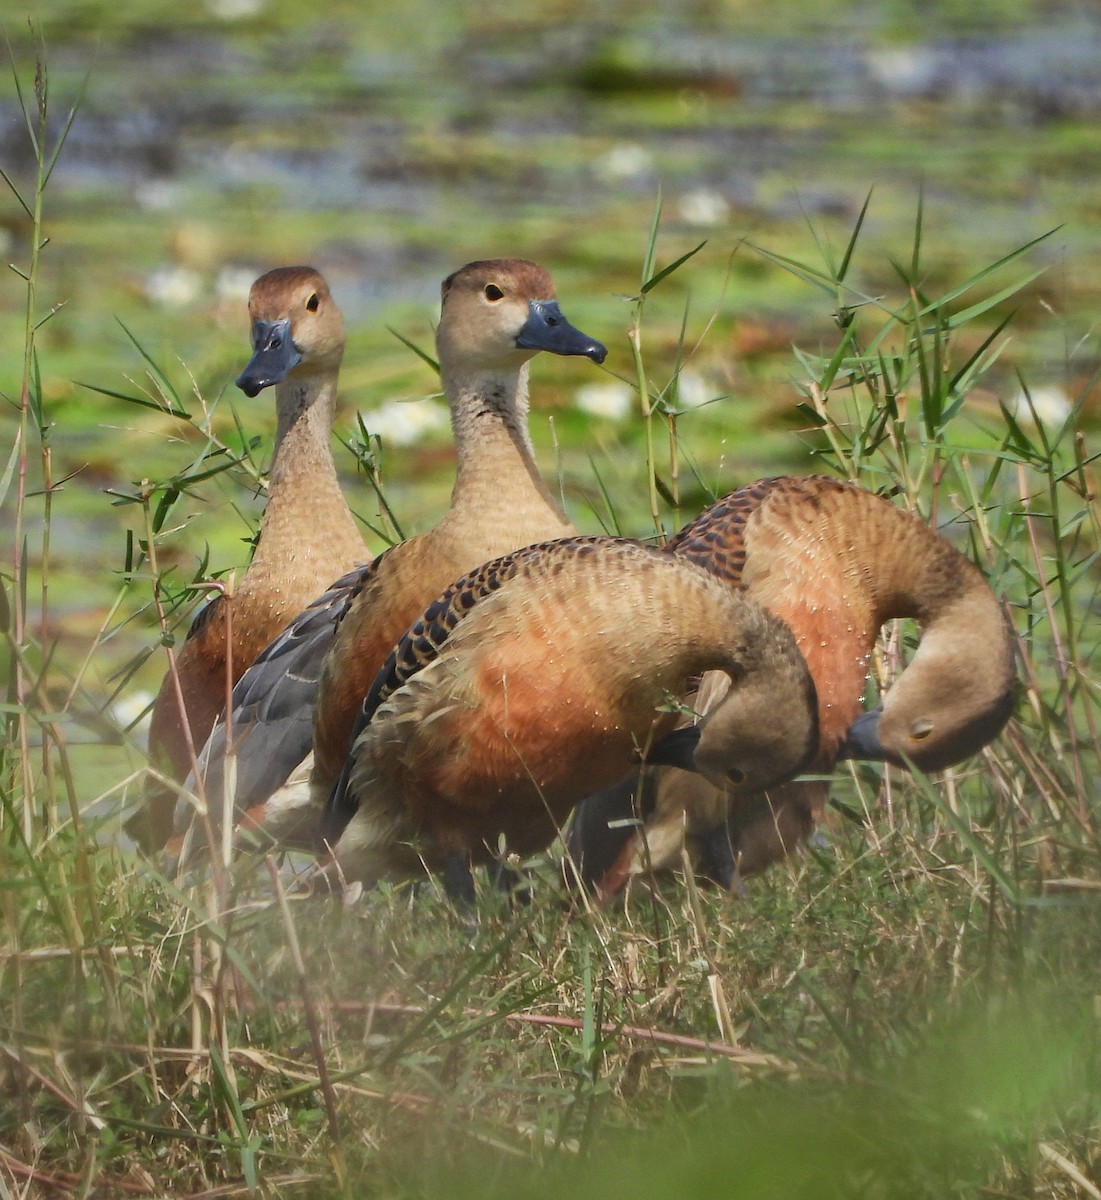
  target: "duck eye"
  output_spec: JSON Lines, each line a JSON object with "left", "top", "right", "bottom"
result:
{"left": 306, "top": 293, "right": 319, "bottom": 312}
{"left": 911, "top": 719, "right": 934, "bottom": 741}
{"left": 484, "top": 283, "right": 504, "bottom": 302}
{"left": 726, "top": 766, "right": 746, "bottom": 786}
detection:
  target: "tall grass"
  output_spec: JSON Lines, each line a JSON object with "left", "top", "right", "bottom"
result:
{"left": 777, "top": 198, "right": 1101, "bottom": 882}
{"left": 2, "top": 47, "right": 1099, "bottom": 1200}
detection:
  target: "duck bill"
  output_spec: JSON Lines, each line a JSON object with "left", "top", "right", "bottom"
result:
{"left": 236, "top": 318, "right": 302, "bottom": 397}
{"left": 642, "top": 724, "right": 701, "bottom": 771}
{"left": 515, "top": 300, "right": 607, "bottom": 363}
{"left": 838, "top": 707, "right": 892, "bottom": 763}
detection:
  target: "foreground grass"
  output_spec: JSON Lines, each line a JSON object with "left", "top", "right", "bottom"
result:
{"left": 3, "top": 830, "right": 1099, "bottom": 1197}
{"left": 3, "top": 41, "right": 1100, "bottom": 1200}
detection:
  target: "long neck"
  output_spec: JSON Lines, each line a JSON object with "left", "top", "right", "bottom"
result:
{"left": 869, "top": 503, "right": 1016, "bottom": 706}
{"left": 730, "top": 479, "right": 992, "bottom": 759}
{"left": 438, "top": 360, "right": 571, "bottom": 537}
{"left": 854, "top": 493, "right": 978, "bottom": 626}
{"left": 247, "top": 371, "right": 362, "bottom": 581}
{"left": 829, "top": 486, "right": 1015, "bottom": 754}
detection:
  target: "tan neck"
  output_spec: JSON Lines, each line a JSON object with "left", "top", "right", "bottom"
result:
{"left": 247, "top": 371, "right": 362, "bottom": 582}
{"left": 844, "top": 489, "right": 1015, "bottom": 746}
{"left": 439, "top": 361, "right": 571, "bottom": 537}
{"left": 739, "top": 481, "right": 989, "bottom": 755}
{"left": 860, "top": 499, "right": 975, "bottom": 626}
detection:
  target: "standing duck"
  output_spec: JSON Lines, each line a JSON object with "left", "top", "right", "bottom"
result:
{"left": 134, "top": 267, "right": 365, "bottom": 850}
{"left": 179, "top": 259, "right": 607, "bottom": 856}
{"left": 318, "top": 536, "right": 819, "bottom": 898}
{"left": 566, "top": 475, "right": 1017, "bottom": 894}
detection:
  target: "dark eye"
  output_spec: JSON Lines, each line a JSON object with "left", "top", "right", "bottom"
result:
{"left": 306, "top": 293, "right": 319, "bottom": 312}
{"left": 726, "top": 766, "right": 746, "bottom": 786}
{"left": 484, "top": 283, "right": 504, "bottom": 301}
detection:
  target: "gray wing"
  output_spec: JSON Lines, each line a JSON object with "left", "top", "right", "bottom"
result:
{"left": 181, "top": 558, "right": 382, "bottom": 828}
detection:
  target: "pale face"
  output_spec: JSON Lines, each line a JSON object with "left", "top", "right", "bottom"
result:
{"left": 691, "top": 664, "right": 819, "bottom": 796}
{"left": 238, "top": 266, "right": 345, "bottom": 396}
{"left": 435, "top": 258, "right": 605, "bottom": 373}
{"left": 842, "top": 640, "right": 1016, "bottom": 772}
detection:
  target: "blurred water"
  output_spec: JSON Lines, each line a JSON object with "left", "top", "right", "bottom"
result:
{"left": 5, "top": 15, "right": 1100, "bottom": 319}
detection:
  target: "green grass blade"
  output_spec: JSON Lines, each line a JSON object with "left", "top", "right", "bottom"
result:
{"left": 114, "top": 318, "right": 186, "bottom": 410}
{"left": 838, "top": 186, "right": 874, "bottom": 283}
{"left": 76, "top": 380, "right": 191, "bottom": 419}
{"left": 386, "top": 325, "right": 439, "bottom": 373}
{"left": 640, "top": 189, "right": 664, "bottom": 288}
{"left": 943, "top": 269, "right": 1047, "bottom": 329}
{"left": 909, "top": 181, "right": 925, "bottom": 278}
{"left": 917, "top": 228, "right": 1059, "bottom": 313}
{"left": 642, "top": 240, "right": 707, "bottom": 294}
{"left": 0, "top": 163, "right": 33, "bottom": 220}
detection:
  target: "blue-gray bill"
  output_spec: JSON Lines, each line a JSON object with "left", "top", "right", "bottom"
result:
{"left": 514, "top": 299, "right": 606, "bottom": 362}
{"left": 838, "top": 707, "right": 887, "bottom": 761}
{"left": 237, "top": 317, "right": 303, "bottom": 396}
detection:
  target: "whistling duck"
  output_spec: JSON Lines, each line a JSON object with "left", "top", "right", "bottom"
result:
{"left": 566, "top": 474, "right": 1017, "bottom": 894}
{"left": 317, "top": 536, "right": 819, "bottom": 897}
{"left": 134, "top": 267, "right": 365, "bottom": 850}
{"left": 179, "top": 259, "right": 607, "bottom": 856}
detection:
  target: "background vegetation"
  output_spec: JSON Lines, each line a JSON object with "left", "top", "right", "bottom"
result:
{"left": 1, "top": 3, "right": 1098, "bottom": 1196}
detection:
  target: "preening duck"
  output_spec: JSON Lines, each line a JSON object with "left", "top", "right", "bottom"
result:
{"left": 178, "top": 259, "right": 607, "bottom": 858}
{"left": 135, "top": 267, "right": 364, "bottom": 850}
{"left": 318, "top": 536, "right": 819, "bottom": 899}
{"left": 566, "top": 474, "right": 1017, "bottom": 894}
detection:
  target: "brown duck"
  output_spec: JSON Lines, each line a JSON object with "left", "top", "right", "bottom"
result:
{"left": 318, "top": 536, "right": 819, "bottom": 901}
{"left": 135, "top": 267, "right": 364, "bottom": 850}
{"left": 178, "top": 259, "right": 607, "bottom": 857}
{"left": 566, "top": 474, "right": 1017, "bottom": 894}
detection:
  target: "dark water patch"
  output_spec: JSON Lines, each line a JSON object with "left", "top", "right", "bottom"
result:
{"left": 554, "top": 22, "right": 1101, "bottom": 116}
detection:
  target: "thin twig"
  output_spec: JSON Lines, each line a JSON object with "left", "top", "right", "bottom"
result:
{"left": 279, "top": 999, "right": 796, "bottom": 1072}
{"left": 265, "top": 857, "right": 343, "bottom": 1144}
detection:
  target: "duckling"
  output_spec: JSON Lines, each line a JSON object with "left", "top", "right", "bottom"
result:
{"left": 179, "top": 259, "right": 607, "bottom": 857}
{"left": 566, "top": 474, "right": 1016, "bottom": 893}
{"left": 318, "top": 536, "right": 819, "bottom": 896}
{"left": 134, "top": 267, "right": 364, "bottom": 850}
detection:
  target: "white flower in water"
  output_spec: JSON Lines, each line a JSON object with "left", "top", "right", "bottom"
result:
{"left": 111, "top": 690, "right": 154, "bottom": 740}
{"left": 361, "top": 398, "right": 450, "bottom": 446}
{"left": 864, "top": 46, "right": 939, "bottom": 95}
{"left": 1009, "top": 384, "right": 1072, "bottom": 427}
{"left": 135, "top": 180, "right": 182, "bottom": 212}
{"left": 206, "top": 0, "right": 265, "bottom": 19}
{"left": 670, "top": 368, "right": 712, "bottom": 410}
{"left": 678, "top": 189, "right": 730, "bottom": 228}
{"left": 215, "top": 266, "right": 259, "bottom": 306}
{"left": 144, "top": 267, "right": 203, "bottom": 308}
{"left": 575, "top": 381, "right": 633, "bottom": 420}
{"left": 594, "top": 143, "right": 654, "bottom": 184}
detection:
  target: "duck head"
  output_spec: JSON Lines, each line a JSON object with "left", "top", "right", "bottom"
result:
{"left": 841, "top": 682, "right": 1016, "bottom": 773}
{"left": 840, "top": 597, "right": 1016, "bottom": 772}
{"left": 236, "top": 266, "right": 345, "bottom": 398}
{"left": 436, "top": 258, "right": 606, "bottom": 374}
{"left": 646, "top": 612, "right": 820, "bottom": 797}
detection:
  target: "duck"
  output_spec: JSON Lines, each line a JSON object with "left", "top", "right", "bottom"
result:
{"left": 565, "top": 474, "right": 1017, "bottom": 895}
{"left": 133, "top": 266, "right": 365, "bottom": 850}
{"left": 317, "top": 536, "right": 820, "bottom": 899}
{"left": 177, "top": 259, "right": 607, "bottom": 858}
